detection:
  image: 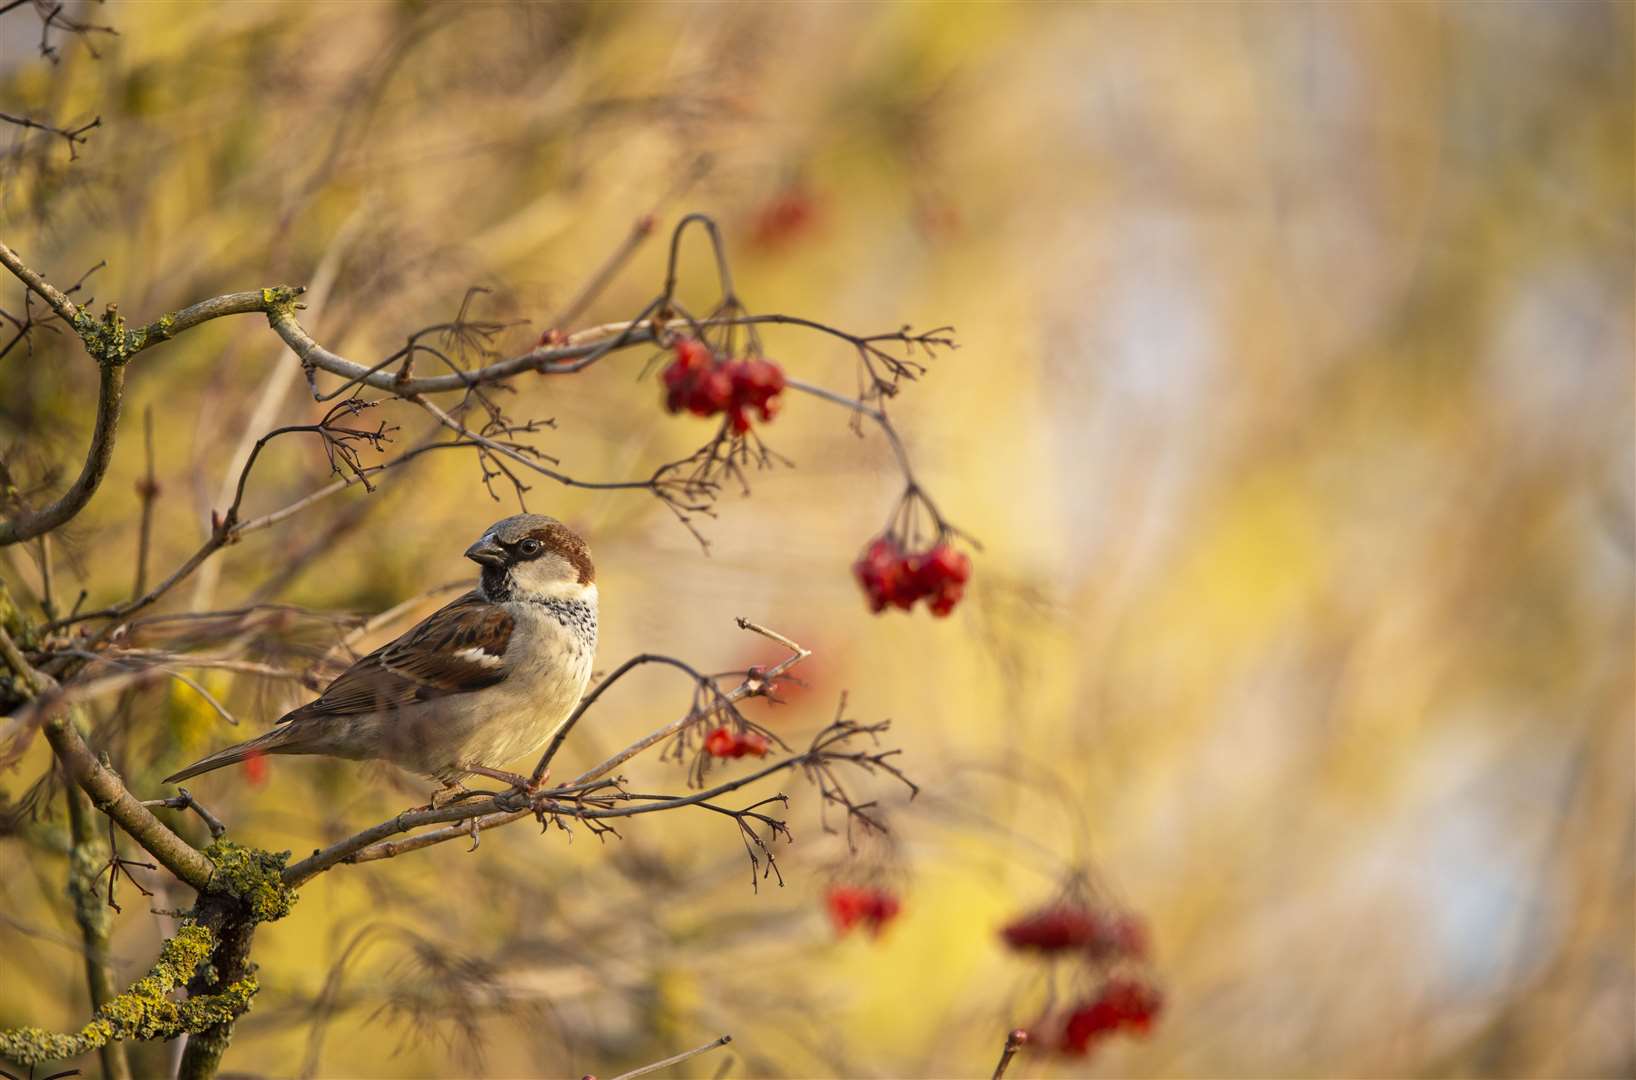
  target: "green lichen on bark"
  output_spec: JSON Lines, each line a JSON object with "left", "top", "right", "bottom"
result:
{"left": 0, "top": 925, "right": 259, "bottom": 1067}
{"left": 202, "top": 840, "right": 297, "bottom": 923}
{"left": 72, "top": 305, "right": 186, "bottom": 363}
{"left": 259, "top": 284, "right": 302, "bottom": 317}
{"left": 72, "top": 305, "right": 134, "bottom": 364}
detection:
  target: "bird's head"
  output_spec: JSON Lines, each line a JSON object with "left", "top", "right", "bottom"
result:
{"left": 465, "top": 514, "right": 596, "bottom": 604}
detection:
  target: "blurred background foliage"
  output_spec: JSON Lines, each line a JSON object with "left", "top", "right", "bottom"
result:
{"left": 1, "top": 1, "right": 1631, "bottom": 1077}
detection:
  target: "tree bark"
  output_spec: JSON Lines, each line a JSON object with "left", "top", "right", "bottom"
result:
{"left": 64, "top": 781, "right": 133, "bottom": 1080}
{"left": 175, "top": 895, "right": 258, "bottom": 1080}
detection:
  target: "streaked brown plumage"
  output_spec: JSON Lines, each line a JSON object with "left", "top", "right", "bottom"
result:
{"left": 163, "top": 514, "right": 598, "bottom": 788}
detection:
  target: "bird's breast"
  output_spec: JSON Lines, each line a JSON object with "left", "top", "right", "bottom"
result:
{"left": 451, "top": 598, "right": 597, "bottom": 766}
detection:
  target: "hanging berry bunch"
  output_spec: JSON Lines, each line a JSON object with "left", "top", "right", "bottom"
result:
{"left": 661, "top": 336, "right": 786, "bottom": 435}
{"left": 853, "top": 487, "right": 974, "bottom": 616}
{"left": 825, "top": 883, "right": 902, "bottom": 939}
{"left": 818, "top": 804, "right": 907, "bottom": 943}
{"left": 1001, "top": 902, "right": 1149, "bottom": 961}
{"left": 999, "top": 874, "right": 1163, "bottom": 1060}
{"left": 704, "top": 724, "right": 771, "bottom": 759}
{"left": 659, "top": 675, "right": 786, "bottom": 788}
{"left": 1056, "top": 978, "right": 1165, "bottom": 1055}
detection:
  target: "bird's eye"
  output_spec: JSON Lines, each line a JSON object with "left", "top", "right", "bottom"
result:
{"left": 518, "top": 538, "right": 542, "bottom": 557}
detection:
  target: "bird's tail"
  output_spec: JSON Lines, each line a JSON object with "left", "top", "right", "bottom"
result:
{"left": 162, "top": 725, "right": 304, "bottom": 784}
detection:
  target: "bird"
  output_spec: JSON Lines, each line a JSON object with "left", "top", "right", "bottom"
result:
{"left": 163, "top": 514, "right": 598, "bottom": 801}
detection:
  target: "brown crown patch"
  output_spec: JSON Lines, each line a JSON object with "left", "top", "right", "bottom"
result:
{"left": 528, "top": 521, "right": 595, "bottom": 585}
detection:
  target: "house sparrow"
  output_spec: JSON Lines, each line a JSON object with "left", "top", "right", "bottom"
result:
{"left": 163, "top": 514, "right": 598, "bottom": 797}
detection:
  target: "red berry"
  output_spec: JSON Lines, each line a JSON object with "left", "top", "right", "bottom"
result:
{"left": 737, "top": 731, "right": 770, "bottom": 758}
{"left": 826, "top": 885, "right": 902, "bottom": 938}
{"left": 853, "top": 536, "right": 906, "bottom": 613}
{"left": 704, "top": 726, "right": 738, "bottom": 758}
{"left": 826, "top": 885, "right": 871, "bottom": 933}
{"left": 1059, "top": 979, "right": 1164, "bottom": 1055}
{"left": 927, "top": 583, "right": 963, "bottom": 617}
{"left": 724, "top": 358, "right": 785, "bottom": 431}
{"left": 921, "top": 543, "right": 971, "bottom": 586}
{"left": 673, "top": 338, "right": 711, "bottom": 371}
{"left": 1002, "top": 905, "right": 1104, "bottom": 953}
{"left": 752, "top": 189, "right": 819, "bottom": 249}
{"left": 688, "top": 367, "right": 733, "bottom": 417}
{"left": 866, "top": 891, "right": 902, "bottom": 936}
{"left": 242, "top": 747, "right": 268, "bottom": 787}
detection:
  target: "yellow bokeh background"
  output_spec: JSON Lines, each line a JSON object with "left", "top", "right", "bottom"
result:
{"left": 2, "top": 3, "right": 1630, "bottom": 1077}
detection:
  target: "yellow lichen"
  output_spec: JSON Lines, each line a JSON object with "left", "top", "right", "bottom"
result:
{"left": 203, "top": 840, "right": 297, "bottom": 923}
{"left": 0, "top": 924, "right": 259, "bottom": 1066}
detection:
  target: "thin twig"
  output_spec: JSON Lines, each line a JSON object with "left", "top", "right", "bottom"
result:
{"left": 992, "top": 1028, "right": 1028, "bottom": 1080}
{"left": 141, "top": 787, "right": 228, "bottom": 839}
{"left": 0, "top": 109, "right": 100, "bottom": 158}
{"left": 132, "top": 405, "right": 157, "bottom": 598}
{"left": 607, "top": 1034, "right": 733, "bottom": 1080}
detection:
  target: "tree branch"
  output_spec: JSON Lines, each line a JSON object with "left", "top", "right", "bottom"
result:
{"left": 0, "top": 238, "right": 82, "bottom": 323}
{"left": 0, "top": 109, "right": 101, "bottom": 159}
{"left": 40, "top": 709, "right": 217, "bottom": 891}
{"left": 64, "top": 781, "right": 134, "bottom": 1080}
{"left": 281, "top": 618, "right": 813, "bottom": 885}
{"left": 0, "top": 353, "right": 123, "bottom": 546}
{"left": 1, "top": 620, "right": 216, "bottom": 891}
{"left": 0, "top": 239, "right": 306, "bottom": 547}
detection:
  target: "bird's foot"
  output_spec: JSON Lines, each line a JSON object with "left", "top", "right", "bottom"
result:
{"left": 408, "top": 783, "right": 477, "bottom": 813}
{"left": 464, "top": 763, "right": 547, "bottom": 802}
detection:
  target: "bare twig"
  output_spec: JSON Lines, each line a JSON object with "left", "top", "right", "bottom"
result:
{"left": 547, "top": 212, "right": 658, "bottom": 333}
{"left": 290, "top": 710, "right": 903, "bottom": 882}
{"left": 992, "top": 1028, "right": 1028, "bottom": 1080}
{"left": 606, "top": 1034, "right": 733, "bottom": 1080}
{"left": 530, "top": 652, "right": 715, "bottom": 786}
{"left": 132, "top": 405, "right": 158, "bottom": 598}
{"left": 142, "top": 787, "right": 228, "bottom": 839}
{"left": 571, "top": 618, "right": 811, "bottom": 787}
{"left": 0, "top": 622, "right": 215, "bottom": 890}
{"left": 0, "top": 109, "right": 100, "bottom": 159}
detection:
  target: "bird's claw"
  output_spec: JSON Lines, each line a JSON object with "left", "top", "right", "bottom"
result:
{"left": 464, "top": 763, "right": 547, "bottom": 801}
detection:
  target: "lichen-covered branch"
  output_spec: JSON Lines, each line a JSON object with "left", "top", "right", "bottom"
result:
{"left": 0, "top": 925, "right": 257, "bottom": 1067}
{"left": 38, "top": 706, "right": 217, "bottom": 890}
{"left": 0, "top": 235, "right": 306, "bottom": 547}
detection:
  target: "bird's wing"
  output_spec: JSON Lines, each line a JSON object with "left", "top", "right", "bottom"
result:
{"left": 278, "top": 591, "right": 514, "bottom": 722}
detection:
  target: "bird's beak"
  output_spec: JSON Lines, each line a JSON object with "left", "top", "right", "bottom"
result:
{"left": 464, "top": 536, "right": 507, "bottom": 567}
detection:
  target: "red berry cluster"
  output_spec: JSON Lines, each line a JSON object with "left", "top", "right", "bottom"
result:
{"left": 1001, "top": 904, "right": 1149, "bottom": 961}
{"left": 661, "top": 338, "right": 785, "bottom": 435}
{"left": 853, "top": 536, "right": 971, "bottom": 616}
{"left": 825, "top": 884, "right": 901, "bottom": 938}
{"left": 703, "top": 725, "right": 770, "bottom": 759}
{"left": 1059, "top": 978, "right": 1165, "bottom": 1056}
